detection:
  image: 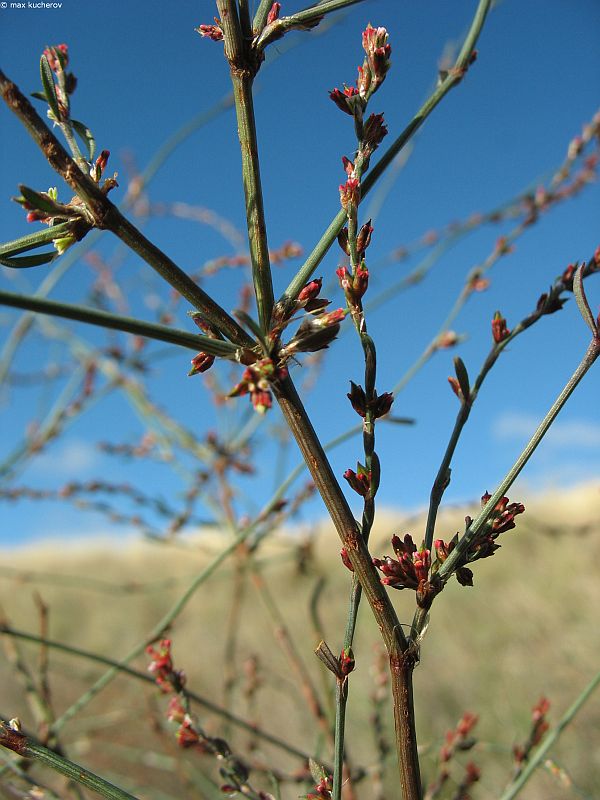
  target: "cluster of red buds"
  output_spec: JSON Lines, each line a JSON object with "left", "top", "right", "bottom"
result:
{"left": 146, "top": 639, "right": 186, "bottom": 694}
{"left": 373, "top": 534, "right": 438, "bottom": 609}
{"left": 41, "top": 43, "right": 77, "bottom": 120}
{"left": 513, "top": 697, "right": 551, "bottom": 769}
{"left": 330, "top": 24, "right": 391, "bottom": 115}
{"left": 426, "top": 712, "right": 480, "bottom": 800}
{"left": 343, "top": 463, "right": 371, "bottom": 497}
{"left": 440, "top": 711, "right": 479, "bottom": 763}
{"left": 347, "top": 381, "right": 394, "bottom": 419}
{"left": 305, "top": 776, "right": 332, "bottom": 800}
{"left": 434, "top": 493, "right": 525, "bottom": 586}
{"left": 228, "top": 358, "right": 288, "bottom": 414}
{"left": 195, "top": 18, "right": 224, "bottom": 41}
{"left": 146, "top": 642, "right": 267, "bottom": 797}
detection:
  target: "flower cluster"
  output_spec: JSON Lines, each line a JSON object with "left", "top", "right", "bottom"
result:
{"left": 146, "top": 642, "right": 269, "bottom": 798}
{"left": 329, "top": 24, "right": 391, "bottom": 115}
{"left": 440, "top": 711, "right": 479, "bottom": 763}
{"left": 343, "top": 464, "right": 371, "bottom": 497}
{"left": 41, "top": 43, "right": 77, "bottom": 121}
{"left": 373, "top": 534, "right": 438, "bottom": 609}
{"left": 513, "top": 697, "right": 551, "bottom": 768}
{"left": 15, "top": 149, "right": 114, "bottom": 255}
{"left": 195, "top": 18, "right": 224, "bottom": 41}
{"left": 434, "top": 493, "right": 525, "bottom": 586}
{"left": 305, "top": 776, "right": 332, "bottom": 800}
{"left": 347, "top": 381, "right": 393, "bottom": 419}
{"left": 146, "top": 638, "right": 186, "bottom": 694}
{"left": 228, "top": 358, "right": 288, "bottom": 414}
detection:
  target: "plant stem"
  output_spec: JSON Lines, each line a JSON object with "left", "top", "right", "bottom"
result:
{"left": 438, "top": 334, "right": 600, "bottom": 581}
{"left": 0, "top": 67, "right": 253, "bottom": 348}
{"left": 218, "top": 0, "right": 274, "bottom": 333}
{"left": 252, "top": 0, "right": 274, "bottom": 33}
{"left": 279, "top": 0, "right": 492, "bottom": 310}
{"left": 274, "top": 376, "right": 403, "bottom": 651}
{"left": 0, "top": 721, "right": 140, "bottom": 800}
{"left": 0, "top": 222, "right": 79, "bottom": 256}
{"left": 390, "top": 645, "right": 422, "bottom": 800}
{"left": 273, "top": 375, "right": 424, "bottom": 800}
{"left": 0, "top": 289, "right": 242, "bottom": 358}
{"left": 285, "top": 0, "right": 365, "bottom": 26}
{"left": 332, "top": 677, "right": 348, "bottom": 800}
{"left": 498, "top": 667, "right": 600, "bottom": 800}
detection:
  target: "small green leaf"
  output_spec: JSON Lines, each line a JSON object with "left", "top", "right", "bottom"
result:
{"left": 308, "top": 758, "right": 329, "bottom": 786}
{"left": 71, "top": 119, "right": 96, "bottom": 162}
{"left": 40, "top": 54, "right": 61, "bottom": 121}
{"left": 30, "top": 91, "right": 48, "bottom": 102}
{"left": 17, "top": 185, "right": 65, "bottom": 216}
{"left": 0, "top": 251, "right": 57, "bottom": 269}
{"left": 573, "top": 263, "right": 597, "bottom": 335}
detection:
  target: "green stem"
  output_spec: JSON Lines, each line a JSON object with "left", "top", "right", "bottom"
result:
{"left": 0, "top": 721, "right": 140, "bottom": 800}
{"left": 498, "top": 668, "right": 600, "bottom": 800}
{"left": 0, "top": 67, "right": 252, "bottom": 348}
{"left": 0, "top": 290, "right": 241, "bottom": 358}
{"left": 252, "top": 0, "right": 274, "bottom": 32}
{"left": 438, "top": 335, "right": 600, "bottom": 582}
{"left": 60, "top": 119, "right": 88, "bottom": 172}
{"left": 218, "top": 0, "right": 274, "bottom": 333}
{"left": 285, "top": 0, "right": 365, "bottom": 25}
{"left": 0, "top": 222, "right": 78, "bottom": 257}
{"left": 279, "top": 0, "right": 492, "bottom": 310}
{"left": 332, "top": 678, "right": 348, "bottom": 800}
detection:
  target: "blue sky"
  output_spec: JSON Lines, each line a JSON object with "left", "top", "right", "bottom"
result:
{"left": 1, "top": 0, "right": 599, "bottom": 546}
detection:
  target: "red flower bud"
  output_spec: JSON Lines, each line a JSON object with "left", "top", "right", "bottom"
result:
{"left": 491, "top": 311, "right": 510, "bottom": 343}
{"left": 266, "top": 2, "right": 281, "bottom": 24}
{"left": 339, "top": 177, "right": 360, "bottom": 211}
{"left": 298, "top": 277, "right": 322, "bottom": 303}
{"left": 189, "top": 352, "right": 215, "bottom": 376}
{"left": 340, "top": 548, "right": 354, "bottom": 572}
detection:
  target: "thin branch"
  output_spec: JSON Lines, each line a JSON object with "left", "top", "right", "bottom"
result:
{"left": 438, "top": 333, "right": 600, "bottom": 583}
{"left": 498, "top": 668, "right": 600, "bottom": 800}
{"left": 0, "top": 721, "right": 140, "bottom": 800}
{"left": 279, "top": 0, "right": 492, "bottom": 312}
{"left": 0, "top": 289, "right": 242, "bottom": 358}
{"left": 218, "top": 0, "right": 275, "bottom": 332}
{"left": 0, "top": 222, "right": 79, "bottom": 257}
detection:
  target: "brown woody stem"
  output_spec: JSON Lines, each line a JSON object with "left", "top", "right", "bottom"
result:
{"left": 274, "top": 374, "right": 423, "bottom": 799}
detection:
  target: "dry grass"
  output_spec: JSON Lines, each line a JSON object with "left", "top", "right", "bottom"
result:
{"left": 0, "top": 482, "right": 598, "bottom": 799}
